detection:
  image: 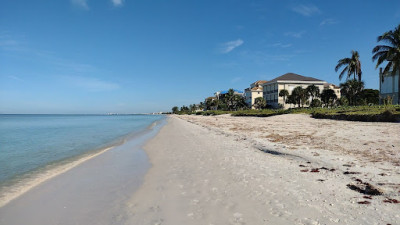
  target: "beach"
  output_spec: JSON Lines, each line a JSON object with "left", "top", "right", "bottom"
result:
{"left": 1, "top": 114, "right": 399, "bottom": 224}
{"left": 125, "top": 114, "right": 400, "bottom": 224}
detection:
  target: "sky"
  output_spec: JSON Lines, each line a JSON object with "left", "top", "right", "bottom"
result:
{"left": 1, "top": 0, "right": 399, "bottom": 114}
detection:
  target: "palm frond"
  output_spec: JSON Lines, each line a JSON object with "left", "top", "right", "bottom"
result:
{"left": 335, "top": 58, "right": 350, "bottom": 72}
{"left": 372, "top": 50, "right": 388, "bottom": 63}
{"left": 339, "top": 66, "right": 348, "bottom": 80}
{"left": 382, "top": 61, "right": 393, "bottom": 76}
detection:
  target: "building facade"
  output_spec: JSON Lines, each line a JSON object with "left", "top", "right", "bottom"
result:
{"left": 244, "top": 80, "right": 267, "bottom": 109}
{"left": 379, "top": 68, "right": 399, "bottom": 104}
{"left": 262, "top": 73, "right": 337, "bottom": 109}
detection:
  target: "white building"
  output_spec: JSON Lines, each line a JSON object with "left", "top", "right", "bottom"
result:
{"left": 379, "top": 68, "right": 399, "bottom": 104}
{"left": 262, "top": 73, "right": 337, "bottom": 109}
{"left": 244, "top": 80, "right": 267, "bottom": 109}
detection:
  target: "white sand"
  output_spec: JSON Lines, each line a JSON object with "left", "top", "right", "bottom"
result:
{"left": 125, "top": 115, "right": 400, "bottom": 225}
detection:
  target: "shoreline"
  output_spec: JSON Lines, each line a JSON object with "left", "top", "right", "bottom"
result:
{"left": 0, "top": 117, "right": 167, "bottom": 224}
{"left": 124, "top": 114, "right": 399, "bottom": 224}
{"left": 1, "top": 114, "right": 398, "bottom": 224}
{"left": 0, "top": 118, "right": 166, "bottom": 208}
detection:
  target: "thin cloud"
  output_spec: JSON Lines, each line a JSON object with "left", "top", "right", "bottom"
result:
{"left": 219, "top": 39, "right": 244, "bottom": 54}
{"left": 71, "top": 0, "right": 89, "bottom": 10}
{"left": 0, "top": 39, "right": 18, "bottom": 47}
{"left": 64, "top": 76, "right": 120, "bottom": 92}
{"left": 7, "top": 75, "right": 24, "bottom": 82}
{"left": 291, "top": 4, "right": 321, "bottom": 17}
{"left": 285, "top": 31, "right": 306, "bottom": 38}
{"left": 270, "top": 43, "right": 292, "bottom": 48}
{"left": 231, "top": 77, "right": 242, "bottom": 83}
{"left": 320, "top": 18, "right": 338, "bottom": 26}
{"left": 111, "top": 0, "right": 124, "bottom": 7}
{"left": 240, "top": 50, "right": 296, "bottom": 64}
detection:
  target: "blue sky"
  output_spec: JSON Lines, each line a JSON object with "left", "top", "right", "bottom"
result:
{"left": 1, "top": 0, "right": 399, "bottom": 113}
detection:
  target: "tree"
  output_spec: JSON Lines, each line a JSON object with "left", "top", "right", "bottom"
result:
{"left": 290, "top": 86, "right": 309, "bottom": 107}
{"left": 180, "top": 105, "right": 189, "bottom": 112}
{"left": 360, "top": 89, "right": 379, "bottom": 105}
{"left": 340, "top": 80, "right": 365, "bottom": 106}
{"left": 205, "top": 98, "right": 214, "bottom": 110}
{"left": 306, "top": 84, "right": 320, "bottom": 102}
{"left": 310, "top": 99, "right": 322, "bottom": 108}
{"left": 199, "top": 102, "right": 205, "bottom": 111}
{"left": 232, "top": 95, "right": 247, "bottom": 110}
{"left": 321, "top": 89, "right": 337, "bottom": 107}
{"left": 372, "top": 24, "right": 400, "bottom": 104}
{"left": 171, "top": 106, "right": 179, "bottom": 114}
{"left": 279, "top": 89, "right": 289, "bottom": 106}
{"left": 335, "top": 50, "right": 362, "bottom": 81}
{"left": 286, "top": 94, "right": 296, "bottom": 108}
{"left": 253, "top": 97, "right": 267, "bottom": 110}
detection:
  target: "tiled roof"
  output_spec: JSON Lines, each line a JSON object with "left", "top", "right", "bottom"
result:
{"left": 267, "top": 73, "right": 323, "bottom": 83}
{"left": 254, "top": 80, "right": 268, "bottom": 85}
{"left": 251, "top": 87, "right": 262, "bottom": 91}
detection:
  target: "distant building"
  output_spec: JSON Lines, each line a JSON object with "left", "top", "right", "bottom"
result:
{"left": 244, "top": 80, "right": 267, "bottom": 109}
{"left": 379, "top": 68, "right": 399, "bottom": 104}
{"left": 261, "top": 73, "right": 339, "bottom": 109}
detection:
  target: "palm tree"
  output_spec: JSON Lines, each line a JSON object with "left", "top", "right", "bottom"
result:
{"left": 291, "top": 86, "right": 309, "bottom": 108}
{"left": 321, "top": 89, "right": 337, "bottom": 107}
{"left": 279, "top": 89, "right": 289, "bottom": 105}
{"left": 340, "top": 80, "right": 364, "bottom": 106}
{"left": 335, "top": 50, "right": 362, "bottom": 81}
{"left": 253, "top": 97, "right": 266, "bottom": 110}
{"left": 372, "top": 24, "right": 400, "bottom": 104}
{"left": 306, "top": 84, "right": 320, "bottom": 102}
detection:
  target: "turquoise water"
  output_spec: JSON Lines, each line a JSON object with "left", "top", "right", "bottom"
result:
{"left": 0, "top": 114, "right": 164, "bottom": 185}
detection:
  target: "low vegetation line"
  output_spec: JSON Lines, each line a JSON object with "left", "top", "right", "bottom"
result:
{"left": 178, "top": 105, "right": 400, "bottom": 123}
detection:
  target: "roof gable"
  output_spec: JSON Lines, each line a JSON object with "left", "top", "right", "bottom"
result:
{"left": 267, "top": 73, "right": 323, "bottom": 83}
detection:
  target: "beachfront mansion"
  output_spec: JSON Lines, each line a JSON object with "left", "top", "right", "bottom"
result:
{"left": 245, "top": 73, "right": 341, "bottom": 109}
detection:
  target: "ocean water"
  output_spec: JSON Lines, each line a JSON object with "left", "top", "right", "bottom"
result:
{"left": 0, "top": 114, "right": 164, "bottom": 203}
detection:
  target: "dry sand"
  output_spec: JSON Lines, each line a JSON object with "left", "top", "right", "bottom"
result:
{"left": 125, "top": 114, "right": 400, "bottom": 225}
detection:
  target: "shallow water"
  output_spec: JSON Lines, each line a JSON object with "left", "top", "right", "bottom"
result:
{"left": 0, "top": 115, "right": 166, "bottom": 224}
{"left": 0, "top": 114, "right": 164, "bottom": 206}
